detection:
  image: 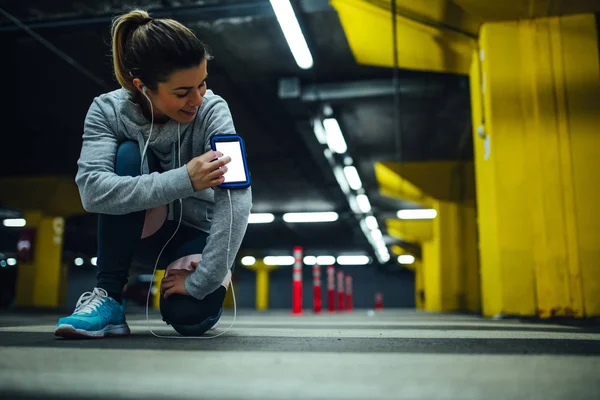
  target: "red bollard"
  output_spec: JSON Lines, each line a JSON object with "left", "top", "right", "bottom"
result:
{"left": 291, "top": 246, "right": 303, "bottom": 315}
{"left": 313, "top": 264, "right": 322, "bottom": 314}
{"left": 345, "top": 275, "right": 353, "bottom": 312}
{"left": 337, "top": 270, "right": 345, "bottom": 311}
{"left": 327, "top": 265, "right": 335, "bottom": 313}
{"left": 375, "top": 292, "right": 383, "bottom": 311}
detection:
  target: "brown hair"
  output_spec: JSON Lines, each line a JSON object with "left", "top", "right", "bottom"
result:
{"left": 111, "top": 9, "right": 210, "bottom": 91}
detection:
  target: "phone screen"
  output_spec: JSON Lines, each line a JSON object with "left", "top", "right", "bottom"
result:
{"left": 214, "top": 140, "right": 247, "bottom": 183}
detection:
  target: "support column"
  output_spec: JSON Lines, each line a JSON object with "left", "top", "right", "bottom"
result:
{"left": 152, "top": 269, "right": 166, "bottom": 310}
{"left": 244, "top": 260, "right": 277, "bottom": 311}
{"left": 388, "top": 200, "right": 480, "bottom": 313}
{"left": 15, "top": 211, "right": 66, "bottom": 308}
{"left": 470, "top": 14, "right": 600, "bottom": 318}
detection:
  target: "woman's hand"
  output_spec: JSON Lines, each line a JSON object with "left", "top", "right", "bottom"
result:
{"left": 160, "top": 262, "right": 198, "bottom": 299}
{"left": 186, "top": 151, "right": 231, "bottom": 191}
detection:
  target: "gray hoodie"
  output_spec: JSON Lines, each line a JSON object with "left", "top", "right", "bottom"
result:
{"left": 76, "top": 88, "right": 252, "bottom": 300}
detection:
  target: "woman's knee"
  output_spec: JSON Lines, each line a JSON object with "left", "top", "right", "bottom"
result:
{"left": 115, "top": 140, "right": 141, "bottom": 177}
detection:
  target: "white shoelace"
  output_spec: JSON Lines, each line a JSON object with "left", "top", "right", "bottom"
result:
{"left": 74, "top": 287, "right": 109, "bottom": 315}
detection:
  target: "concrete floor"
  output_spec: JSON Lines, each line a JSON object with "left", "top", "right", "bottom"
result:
{"left": 1, "top": 307, "right": 599, "bottom": 400}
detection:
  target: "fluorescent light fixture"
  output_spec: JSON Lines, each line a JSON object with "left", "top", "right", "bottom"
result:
{"left": 397, "top": 209, "right": 437, "bottom": 220}
{"left": 270, "top": 0, "right": 314, "bottom": 69}
{"left": 74, "top": 257, "right": 84, "bottom": 266}
{"left": 7, "top": 258, "right": 17, "bottom": 266}
{"left": 323, "top": 118, "right": 347, "bottom": 154}
{"left": 248, "top": 213, "right": 275, "bottom": 224}
{"left": 356, "top": 194, "right": 371, "bottom": 213}
{"left": 337, "top": 255, "right": 370, "bottom": 265}
{"left": 332, "top": 166, "right": 351, "bottom": 195}
{"left": 343, "top": 166, "right": 362, "bottom": 190}
{"left": 379, "top": 252, "right": 391, "bottom": 263}
{"left": 313, "top": 118, "right": 327, "bottom": 145}
{"left": 264, "top": 256, "right": 295, "bottom": 266}
{"left": 303, "top": 256, "right": 317, "bottom": 265}
{"left": 241, "top": 256, "right": 256, "bottom": 266}
{"left": 398, "top": 255, "right": 415, "bottom": 264}
{"left": 365, "top": 215, "right": 378, "bottom": 230}
{"left": 283, "top": 212, "right": 338, "bottom": 223}
{"left": 91, "top": 257, "right": 98, "bottom": 266}
{"left": 3, "top": 218, "right": 26, "bottom": 227}
{"left": 316, "top": 255, "right": 335, "bottom": 265}
{"left": 370, "top": 228, "right": 383, "bottom": 241}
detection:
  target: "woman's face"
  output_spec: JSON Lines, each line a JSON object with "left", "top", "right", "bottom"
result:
{"left": 139, "top": 60, "right": 208, "bottom": 124}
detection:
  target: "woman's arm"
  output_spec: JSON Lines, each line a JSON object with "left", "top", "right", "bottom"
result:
{"left": 75, "top": 98, "right": 195, "bottom": 215}
{"left": 184, "top": 95, "right": 253, "bottom": 300}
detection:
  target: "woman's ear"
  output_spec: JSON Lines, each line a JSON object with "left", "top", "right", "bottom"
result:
{"left": 132, "top": 78, "right": 146, "bottom": 94}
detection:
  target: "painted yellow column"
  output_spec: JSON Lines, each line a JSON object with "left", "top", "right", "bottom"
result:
{"left": 256, "top": 269, "right": 270, "bottom": 311}
{"left": 471, "top": 14, "right": 600, "bottom": 318}
{"left": 15, "top": 211, "right": 66, "bottom": 308}
{"left": 388, "top": 200, "right": 480, "bottom": 313}
{"left": 244, "top": 260, "right": 277, "bottom": 311}
{"left": 152, "top": 269, "right": 166, "bottom": 310}
{"left": 414, "top": 261, "right": 424, "bottom": 310}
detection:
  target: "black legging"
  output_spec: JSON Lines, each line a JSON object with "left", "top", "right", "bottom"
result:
{"left": 95, "top": 140, "right": 224, "bottom": 333}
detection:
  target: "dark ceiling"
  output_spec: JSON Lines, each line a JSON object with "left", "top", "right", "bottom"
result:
{"left": 0, "top": 0, "right": 472, "bottom": 266}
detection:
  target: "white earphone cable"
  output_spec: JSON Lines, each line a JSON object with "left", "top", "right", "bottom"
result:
{"left": 139, "top": 90, "right": 237, "bottom": 338}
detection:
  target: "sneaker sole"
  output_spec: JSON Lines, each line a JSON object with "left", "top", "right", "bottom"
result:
{"left": 54, "top": 324, "right": 131, "bottom": 339}
{"left": 209, "top": 319, "right": 220, "bottom": 330}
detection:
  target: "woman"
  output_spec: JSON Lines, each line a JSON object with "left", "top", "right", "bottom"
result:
{"left": 55, "top": 9, "right": 252, "bottom": 338}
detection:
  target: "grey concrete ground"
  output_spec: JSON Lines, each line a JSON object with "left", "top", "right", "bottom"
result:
{"left": 1, "top": 307, "right": 599, "bottom": 400}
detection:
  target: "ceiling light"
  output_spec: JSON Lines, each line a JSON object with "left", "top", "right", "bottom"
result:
{"left": 316, "top": 255, "right": 335, "bottom": 265}
{"left": 313, "top": 118, "right": 327, "bottom": 144}
{"left": 343, "top": 166, "right": 362, "bottom": 190}
{"left": 398, "top": 255, "right": 415, "bottom": 264}
{"left": 365, "top": 215, "right": 378, "bottom": 230}
{"left": 303, "top": 256, "right": 317, "bottom": 265}
{"left": 248, "top": 213, "right": 275, "bottom": 224}
{"left": 270, "top": 0, "right": 314, "bottom": 69}
{"left": 377, "top": 252, "right": 390, "bottom": 263}
{"left": 397, "top": 209, "right": 437, "bottom": 220}
{"left": 323, "top": 118, "right": 347, "bottom": 154}
{"left": 356, "top": 194, "right": 371, "bottom": 213}
{"left": 283, "top": 212, "right": 338, "bottom": 223}
{"left": 241, "top": 256, "right": 256, "bottom": 266}
{"left": 332, "top": 166, "right": 351, "bottom": 195}
{"left": 264, "top": 256, "right": 295, "bottom": 266}
{"left": 3, "top": 218, "right": 26, "bottom": 227}
{"left": 74, "top": 257, "right": 84, "bottom": 266}
{"left": 337, "top": 255, "right": 370, "bottom": 265}
{"left": 7, "top": 258, "right": 17, "bottom": 266}
{"left": 91, "top": 257, "right": 97, "bottom": 266}
{"left": 370, "top": 229, "right": 383, "bottom": 241}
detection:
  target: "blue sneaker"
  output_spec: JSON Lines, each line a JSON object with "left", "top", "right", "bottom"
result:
{"left": 55, "top": 288, "right": 130, "bottom": 339}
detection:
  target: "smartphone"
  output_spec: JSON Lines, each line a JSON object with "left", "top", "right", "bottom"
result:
{"left": 210, "top": 135, "right": 251, "bottom": 189}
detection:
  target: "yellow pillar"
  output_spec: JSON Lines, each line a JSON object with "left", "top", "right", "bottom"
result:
{"left": 15, "top": 211, "right": 66, "bottom": 308}
{"left": 388, "top": 200, "right": 480, "bottom": 313}
{"left": 471, "top": 14, "right": 600, "bottom": 318}
{"left": 256, "top": 269, "right": 270, "bottom": 311}
{"left": 244, "top": 260, "right": 277, "bottom": 311}
{"left": 414, "top": 261, "right": 424, "bottom": 310}
{"left": 152, "top": 269, "right": 166, "bottom": 310}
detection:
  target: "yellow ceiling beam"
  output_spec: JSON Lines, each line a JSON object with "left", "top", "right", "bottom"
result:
{"left": 387, "top": 219, "right": 434, "bottom": 242}
{"left": 0, "top": 176, "right": 85, "bottom": 216}
{"left": 331, "top": 0, "right": 476, "bottom": 75}
{"left": 453, "top": 0, "right": 600, "bottom": 21}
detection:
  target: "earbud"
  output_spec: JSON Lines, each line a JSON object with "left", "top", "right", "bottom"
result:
{"left": 142, "top": 86, "right": 148, "bottom": 95}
